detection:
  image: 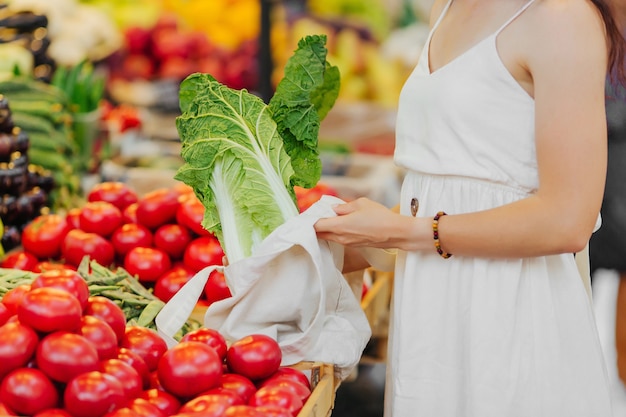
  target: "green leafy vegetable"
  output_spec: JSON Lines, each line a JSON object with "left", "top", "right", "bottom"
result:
{"left": 175, "top": 34, "right": 340, "bottom": 263}
{"left": 268, "top": 35, "right": 341, "bottom": 188}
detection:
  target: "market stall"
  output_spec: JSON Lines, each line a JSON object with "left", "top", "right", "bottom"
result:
{"left": 0, "top": 0, "right": 423, "bottom": 414}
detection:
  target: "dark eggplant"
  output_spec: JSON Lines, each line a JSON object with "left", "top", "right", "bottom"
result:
{"left": 1, "top": 224, "right": 21, "bottom": 252}
{"left": 0, "top": 12, "right": 48, "bottom": 33}
{"left": 0, "top": 95, "right": 13, "bottom": 133}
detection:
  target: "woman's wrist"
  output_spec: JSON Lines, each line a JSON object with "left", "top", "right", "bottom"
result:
{"left": 397, "top": 215, "right": 433, "bottom": 252}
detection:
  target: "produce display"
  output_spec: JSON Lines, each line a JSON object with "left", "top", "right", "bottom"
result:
{"left": 106, "top": 12, "right": 259, "bottom": 112}
{"left": 0, "top": 94, "right": 58, "bottom": 252}
{"left": 0, "top": 264, "right": 316, "bottom": 416}
{"left": 0, "top": 76, "right": 83, "bottom": 212}
{"left": 5, "top": 0, "right": 122, "bottom": 67}
{"left": 0, "top": 181, "right": 233, "bottom": 308}
{"left": 271, "top": 10, "right": 412, "bottom": 107}
{"left": 0, "top": 1, "right": 408, "bottom": 414}
{"left": 0, "top": 8, "right": 52, "bottom": 82}
{"left": 50, "top": 60, "right": 107, "bottom": 173}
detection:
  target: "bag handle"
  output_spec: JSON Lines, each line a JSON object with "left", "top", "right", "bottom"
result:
{"left": 155, "top": 264, "right": 223, "bottom": 347}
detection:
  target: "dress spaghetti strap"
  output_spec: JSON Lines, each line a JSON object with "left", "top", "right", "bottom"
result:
{"left": 495, "top": 0, "right": 537, "bottom": 36}
{"left": 431, "top": 0, "right": 453, "bottom": 34}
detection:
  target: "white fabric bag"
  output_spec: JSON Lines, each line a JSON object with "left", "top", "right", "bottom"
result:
{"left": 155, "top": 195, "right": 372, "bottom": 380}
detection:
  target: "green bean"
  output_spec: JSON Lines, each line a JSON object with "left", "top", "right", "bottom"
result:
{"left": 87, "top": 285, "right": 122, "bottom": 294}
{"left": 137, "top": 299, "right": 166, "bottom": 327}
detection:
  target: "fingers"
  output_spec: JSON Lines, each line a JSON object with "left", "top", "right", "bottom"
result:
{"left": 313, "top": 217, "right": 335, "bottom": 234}
{"left": 331, "top": 200, "right": 359, "bottom": 215}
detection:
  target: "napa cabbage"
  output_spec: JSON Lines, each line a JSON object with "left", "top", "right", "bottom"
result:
{"left": 174, "top": 34, "right": 340, "bottom": 263}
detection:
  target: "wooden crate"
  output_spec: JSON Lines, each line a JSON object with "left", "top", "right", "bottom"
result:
{"left": 360, "top": 269, "right": 393, "bottom": 338}
{"left": 294, "top": 361, "right": 339, "bottom": 417}
{"left": 360, "top": 269, "right": 393, "bottom": 362}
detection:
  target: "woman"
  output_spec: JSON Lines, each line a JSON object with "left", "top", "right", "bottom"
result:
{"left": 314, "top": 0, "right": 626, "bottom": 415}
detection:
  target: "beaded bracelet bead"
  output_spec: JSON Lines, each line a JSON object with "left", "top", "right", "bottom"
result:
{"left": 433, "top": 211, "right": 452, "bottom": 259}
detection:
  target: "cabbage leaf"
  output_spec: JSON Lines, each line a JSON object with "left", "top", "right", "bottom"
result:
{"left": 175, "top": 35, "right": 339, "bottom": 262}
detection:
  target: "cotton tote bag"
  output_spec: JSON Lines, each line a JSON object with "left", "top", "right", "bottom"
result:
{"left": 155, "top": 196, "right": 372, "bottom": 380}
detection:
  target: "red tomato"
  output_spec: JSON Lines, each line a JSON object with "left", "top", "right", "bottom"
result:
{"left": 203, "top": 270, "right": 232, "bottom": 304}
{"left": 294, "top": 182, "right": 338, "bottom": 213}
{"left": 36, "top": 331, "right": 100, "bottom": 383}
{"left": 258, "top": 377, "right": 311, "bottom": 404}
{"left": 153, "top": 224, "right": 192, "bottom": 259}
{"left": 0, "top": 250, "right": 38, "bottom": 271}
{"left": 80, "top": 201, "right": 123, "bottom": 237}
{"left": 224, "top": 405, "right": 264, "bottom": 417}
{"left": 139, "top": 388, "right": 181, "bottom": 416}
{"left": 102, "top": 408, "right": 142, "bottom": 417}
{"left": 111, "top": 223, "right": 153, "bottom": 258}
{"left": 0, "top": 303, "right": 10, "bottom": 326}
{"left": 226, "top": 334, "right": 282, "bottom": 381}
{"left": 0, "top": 368, "right": 59, "bottom": 415}
{"left": 219, "top": 373, "right": 257, "bottom": 403}
{"left": 0, "top": 403, "right": 17, "bottom": 415}
{"left": 88, "top": 182, "right": 138, "bottom": 211}
{"left": 30, "top": 269, "right": 90, "bottom": 309}
{"left": 1, "top": 284, "right": 30, "bottom": 315}
{"left": 84, "top": 296, "right": 127, "bottom": 344}
{"left": 123, "top": 202, "right": 139, "bottom": 224}
{"left": 260, "top": 367, "right": 311, "bottom": 390}
{"left": 183, "top": 235, "right": 224, "bottom": 272}
{"left": 136, "top": 188, "right": 180, "bottom": 230}
{"left": 125, "top": 398, "right": 166, "bottom": 417}
{"left": 18, "top": 287, "right": 82, "bottom": 333}
{"left": 249, "top": 386, "right": 303, "bottom": 416}
{"left": 33, "top": 261, "right": 76, "bottom": 273}
{"left": 252, "top": 405, "right": 293, "bottom": 417}
{"left": 124, "top": 247, "right": 172, "bottom": 283}
{"left": 176, "top": 194, "right": 210, "bottom": 236}
{"left": 78, "top": 315, "right": 119, "bottom": 360}
{"left": 64, "top": 371, "right": 126, "bottom": 417}
{"left": 100, "top": 359, "right": 143, "bottom": 399}
{"left": 177, "top": 395, "right": 233, "bottom": 415}
{"left": 117, "top": 347, "right": 151, "bottom": 389}
{"left": 199, "top": 387, "right": 245, "bottom": 405}
{"left": 0, "top": 321, "right": 39, "bottom": 378}
{"left": 62, "top": 229, "right": 115, "bottom": 268}
{"left": 153, "top": 264, "right": 194, "bottom": 302}
{"left": 180, "top": 327, "right": 228, "bottom": 361}
{"left": 22, "top": 214, "right": 72, "bottom": 260}
{"left": 66, "top": 207, "right": 82, "bottom": 230}
{"left": 157, "top": 341, "right": 223, "bottom": 399}
{"left": 173, "top": 182, "right": 194, "bottom": 196}
{"left": 33, "top": 408, "right": 73, "bottom": 417}
{"left": 121, "top": 326, "right": 168, "bottom": 372}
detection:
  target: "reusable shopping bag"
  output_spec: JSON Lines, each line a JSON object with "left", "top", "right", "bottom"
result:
{"left": 155, "top": 195, "right": 372, "bottom": 380}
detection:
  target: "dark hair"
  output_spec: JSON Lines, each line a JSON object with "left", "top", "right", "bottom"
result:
{"left": 591, "top": 0, "right": 626, "bottom": 85}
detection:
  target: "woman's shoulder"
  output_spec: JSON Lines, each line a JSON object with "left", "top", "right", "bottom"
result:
{"left": 526, "top": 0, "right": 606, "bottom": 38}
{"left": 522, "top": 0, "right": 607, "bottom": 68}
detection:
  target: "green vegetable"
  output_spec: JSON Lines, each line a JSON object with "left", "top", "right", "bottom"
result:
{"left": 0, "top": 258, "right": 201, "bottom": 336}
{"left": 175, "top": 34, "right": 340, "bottom": 263}
{"left": 268, "top": 35, "right": 341, "bottom": 189}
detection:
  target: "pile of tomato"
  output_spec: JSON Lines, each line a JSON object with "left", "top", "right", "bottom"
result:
{"left": 1, "top": 180, "right": 344, "bottom": 308}
{"left": 0, "top": 182, "right": 232, "bottom": 307}
{"left": 0, "top": 267, "right": 313, "bottom": 416}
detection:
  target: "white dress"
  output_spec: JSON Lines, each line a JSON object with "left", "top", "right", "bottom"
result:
{"left": 386, "top": 0, "right": 614, "bottom": 416}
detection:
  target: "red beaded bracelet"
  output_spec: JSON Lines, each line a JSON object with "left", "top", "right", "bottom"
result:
{"left": 433, "top": 211, "right": 452, "bottom": 259}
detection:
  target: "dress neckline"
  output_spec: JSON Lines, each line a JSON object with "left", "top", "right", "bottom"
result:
{"left": 426, "top": 0, "right": 537, "bottom": 76}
